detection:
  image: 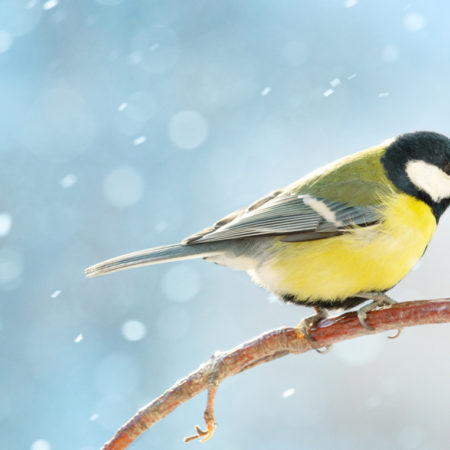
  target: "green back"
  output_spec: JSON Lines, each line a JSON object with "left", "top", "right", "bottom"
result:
{"left": 185, "top": 143, "right": 398, "bottom": 244}
{"left": 288, "top": 144, "right": 397, "bottom": 206}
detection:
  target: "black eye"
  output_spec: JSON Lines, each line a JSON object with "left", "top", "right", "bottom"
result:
{"left": 444, "top": 163, "right": 450, "bottom": 175}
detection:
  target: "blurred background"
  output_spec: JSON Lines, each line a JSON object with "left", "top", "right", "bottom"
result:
{"left": 1, "top": 0, "right": 450, "bottom": 449}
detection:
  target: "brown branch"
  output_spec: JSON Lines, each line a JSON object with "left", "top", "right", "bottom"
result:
{"left": 102, "top": 299, "right": 450, "bottom": 449}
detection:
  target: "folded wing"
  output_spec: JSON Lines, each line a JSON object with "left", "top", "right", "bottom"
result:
{"left": 184, "top": 193, "right": 381, "bottom": 244}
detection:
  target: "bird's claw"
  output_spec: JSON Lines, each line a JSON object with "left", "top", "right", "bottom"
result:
{"left": 357, "top": 308, "right": 375, "bottom": 331}
{"left": 357, "top": 293, "right": 402, "bottom": 338}
{"left": 299, "top": 308, "right": 332, "bottom": 354}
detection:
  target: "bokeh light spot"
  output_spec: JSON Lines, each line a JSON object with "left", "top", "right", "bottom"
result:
{"left": 0, "top": 247, "right": 23, "bottom": 289}
{"left": 398, "top": 425, "right": 425, "bottom": 449}
{"left": 403, "top": 13, "right": 425, "bottom": 32}
{"left": 344, "top": 0, "right": 358, "bottom": 8}
{"left": 162, "top": 265, "right": 199, "bottom": 303}
{"left": 156, "top": 306, "right": 190, "bottom": 341}
{"left": 31, "top": 440, "right": 51, "bottom": 450}
{"left": 0, "top": 1, "right": 42, "bottom": 37}
{"left": 382, "top": 44, "right": 400, "bottom": 63}
{"left": 115, "top": 91, "right": 155, "bottom": 136}
{"left": 131, "top": 27, "right": 180, "bottom": 74}
{"left": 0, "top": 30, "right": 12, "bottom": 53}
{"left": 168, "top": 110, "right": 208, "bottom": 150}
{"left": 96, "top": 396, "right": 133, "bottom": 432}
{"left": 103, "top": 166, "right": 144, "bottom": 208}
{"left": 121, "top": 320, "right": 147, "bottom": 341}
{"left": 126, "top": 92, "right": 155, "bottom": 123}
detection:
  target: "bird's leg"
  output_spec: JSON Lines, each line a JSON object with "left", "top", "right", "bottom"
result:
{"left": 357, "top": 292, "right": 402, "bottom": 338}
{"left": 299, "top": 307, "right": 331, "bottom": 354}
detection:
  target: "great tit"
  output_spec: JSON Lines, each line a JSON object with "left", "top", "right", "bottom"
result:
{"left": 86, "top": 131, "right": 450, "bottom": 333}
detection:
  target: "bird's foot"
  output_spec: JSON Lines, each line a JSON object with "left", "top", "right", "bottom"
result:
{"left": 298, "top": 307, "right": 332, "bottom": 354}
{"left": 357, "top": 292, "right": 402, "bottom": 338}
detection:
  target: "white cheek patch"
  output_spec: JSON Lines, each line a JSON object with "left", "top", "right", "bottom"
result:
{"left": 301, "top": 195, "right": 344, "bottom": 226}
{"left": 406, "top": 160, "right": 450, "bottom": 202}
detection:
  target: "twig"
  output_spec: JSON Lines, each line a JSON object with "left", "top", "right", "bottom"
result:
{"left": 102, "top": 299, "right": 450, "bottom": 449}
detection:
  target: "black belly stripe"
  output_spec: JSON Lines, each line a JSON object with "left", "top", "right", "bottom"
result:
{"left": 281, "top": 294, "right": 369, "bottom": 310}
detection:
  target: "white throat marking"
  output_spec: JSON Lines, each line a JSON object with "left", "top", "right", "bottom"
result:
{"left": 406, "top": 160, "right": 450, "bottom": 202}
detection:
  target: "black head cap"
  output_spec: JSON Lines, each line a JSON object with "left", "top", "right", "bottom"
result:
{"left": 382, "top": 131, "right": 450, "bottom": 220}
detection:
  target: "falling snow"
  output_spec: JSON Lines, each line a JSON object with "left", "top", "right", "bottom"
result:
{"left": 329, "top": 78, "right": 341, "bottom": 87}
{"left": 4, "top": 2, "right": 450, "bottom": 449}
{"left": 0, "top": 214, "right": 12, "bottom": 237}
{"left": 43, "top": 0, "right": 58, "bottom": 11}
{"left": 133, "top": 135, "right": 147, "bottom": 146}
{"left": 60, "top": 174, "right": 77, "bottom": 188}
{"left": 31, "top": 440, "right": 51, "bottom": 450}
{"left": 128, "top": 51, "right": 143, "bottom": 65}
{"left": 344, "top": 0, "right": 359, "bottom": 8}
{"left": 282, "top": 388, "right": 296, "bottom": 398}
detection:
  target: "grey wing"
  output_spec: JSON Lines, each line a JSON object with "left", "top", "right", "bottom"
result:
{"left": 184, "top": 193, "right": 381, "bottom": 244}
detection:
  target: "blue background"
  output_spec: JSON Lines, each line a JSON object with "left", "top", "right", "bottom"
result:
{"left": 2, "top": 1, "right": 450, "bottom": 449}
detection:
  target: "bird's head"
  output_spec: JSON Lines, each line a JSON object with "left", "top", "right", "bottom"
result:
{"left": 382, "top": 131, "right": 450, "bottom": 220}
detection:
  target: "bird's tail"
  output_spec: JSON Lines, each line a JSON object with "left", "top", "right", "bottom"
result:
{"left": 85, "top": 243, "right": 218, "bottom": 278}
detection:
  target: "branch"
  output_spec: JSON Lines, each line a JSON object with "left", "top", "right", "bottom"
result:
{"left": 102, "top": 299, "right": 450, "bottom": 449}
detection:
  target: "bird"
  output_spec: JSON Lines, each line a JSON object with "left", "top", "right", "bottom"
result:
{"left": 86, "top": 131, "right": 450, "bottom": 346}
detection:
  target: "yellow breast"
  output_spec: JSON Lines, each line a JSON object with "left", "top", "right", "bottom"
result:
{"left": 255, "top": 194, "right": 436, "bottom": 301}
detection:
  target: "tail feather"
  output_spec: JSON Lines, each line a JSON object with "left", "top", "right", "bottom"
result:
{"left": 85, "top": 243, "right": 217, "bottom": 278}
